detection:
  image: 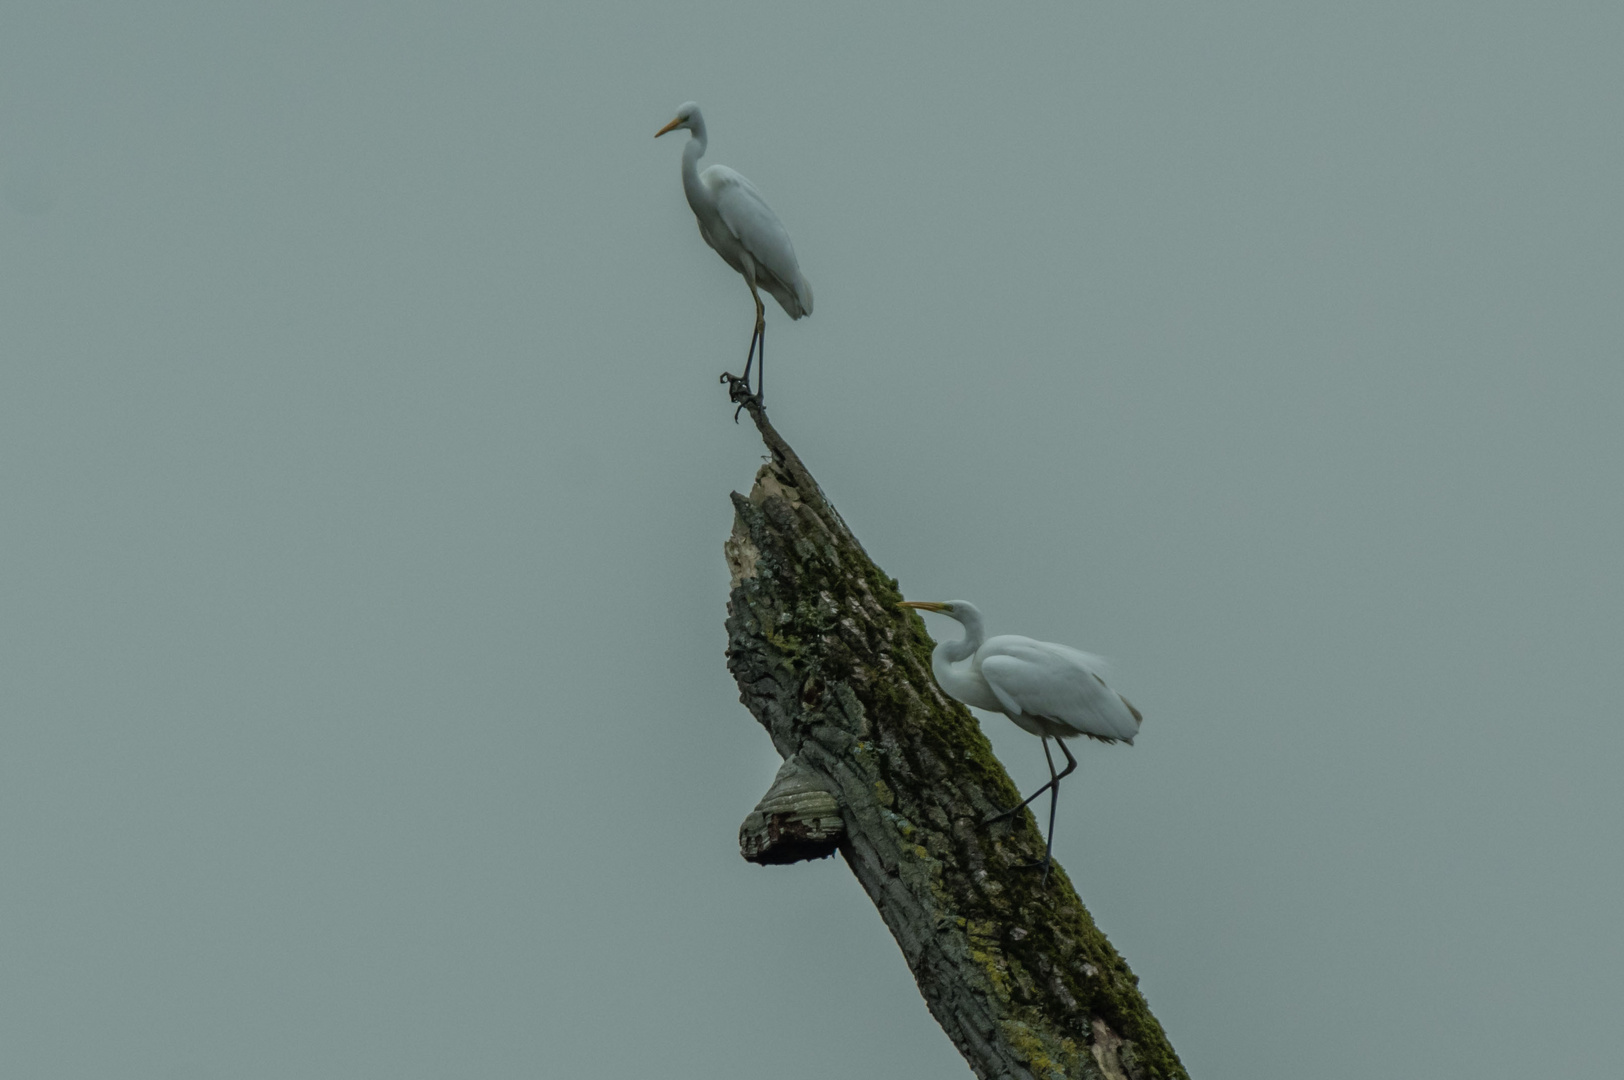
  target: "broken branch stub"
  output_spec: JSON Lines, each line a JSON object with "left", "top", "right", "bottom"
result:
{"left": 720, "top": 395, "right": 1189, "bottom": 1080}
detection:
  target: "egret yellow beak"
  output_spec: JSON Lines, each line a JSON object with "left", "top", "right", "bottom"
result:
{"left": 900, "top": 601, "right": 951, "bottom": 614}
{"left": 654, "top": 117, "right": 683, "bottom": 138}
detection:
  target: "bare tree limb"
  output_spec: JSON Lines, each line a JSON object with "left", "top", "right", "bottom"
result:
{"left": 722, "top": 393, "right": 1189, "bottom": 1080}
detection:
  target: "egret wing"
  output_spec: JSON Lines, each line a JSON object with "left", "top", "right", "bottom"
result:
{"left": 981, "top": 674, "right": 1024, "bottom": 719}
{"left": 978, "top": 638, "right": 1141, "bottom": 743}
{"left": 704, "top": 165, "right": 812, "bottom": 317}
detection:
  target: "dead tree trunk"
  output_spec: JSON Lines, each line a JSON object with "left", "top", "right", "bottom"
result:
{"left": 723, "top": 395, "right": 1189, "bottom": 1080}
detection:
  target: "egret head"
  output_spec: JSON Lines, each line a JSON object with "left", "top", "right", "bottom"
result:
{"left": 902, "top": 601, "right": 985, "bottom": 658}
{"left": 901, "top": 600, "right": 982, "bottom": 624}
{"left": 655, "top": 102, "right": 702, "bottom": 138}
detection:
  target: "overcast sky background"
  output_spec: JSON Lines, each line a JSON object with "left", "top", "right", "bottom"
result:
{"left": 1, "top": 3, "right": 1620, "bottom": 1078}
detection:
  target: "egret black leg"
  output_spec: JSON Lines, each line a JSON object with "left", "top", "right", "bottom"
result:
{"left": 1037, "top": 738, "right": 1061, "bottom": 882}
{"left": 741, "top": 322, "right": 759, "bottom": 390}
{"left": 721, "top": 285, "right": 768, "bottom": 421}
{"left": 738, "top": 322, "right": 763, "bottom": 422}
{"left": 1037, "top": 738, "right": 1059, "bottom": 883}
{"left": 745, "top": 286, "right": 766, "bottom": 402}
{"left": 1038, "top": 739, "right": 1077, "bottom": 884}
{"left": 985, "top": 784, "right": 1051, "bottom": 821}
{"left": 985, "top": 734, "right": 1078, "bottom": 823}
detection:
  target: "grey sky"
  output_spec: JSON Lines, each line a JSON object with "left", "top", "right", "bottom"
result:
{"left": 1, "top": 2, "right": 1620, "bottom": 1077}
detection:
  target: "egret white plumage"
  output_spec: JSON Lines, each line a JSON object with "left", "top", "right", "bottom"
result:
{"left": 656, "top": 102, "right": 812, "bottom": 407}
{"left": 900, "top": 600, "right": 1142, "bottom": 883}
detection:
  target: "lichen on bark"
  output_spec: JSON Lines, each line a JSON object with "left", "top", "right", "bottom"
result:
{"left": 723, "top": 397, "right": 1189, "bottom": 1080}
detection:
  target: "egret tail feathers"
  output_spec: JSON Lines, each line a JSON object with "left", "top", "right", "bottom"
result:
{"left": 761, "top": 273, "right": 812, "bottom": 319}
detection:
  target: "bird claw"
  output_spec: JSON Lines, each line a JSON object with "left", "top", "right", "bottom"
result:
{"left": 720, "top": 371, "right": 762, "bottom": 422}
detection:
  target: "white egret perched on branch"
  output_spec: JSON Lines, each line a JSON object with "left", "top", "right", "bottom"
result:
{"left": 901, "top": 600, "right": 1143, "bottom": 883}
{"left": 656, "top": 102, "right": 812, "bottom": 408}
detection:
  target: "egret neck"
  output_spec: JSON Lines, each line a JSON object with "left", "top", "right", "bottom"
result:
{"left": 679, "top": 114, "right": 709, "bottom": 210}
{"left": 925, "top": 604, "right": 1003, "bottom": 713}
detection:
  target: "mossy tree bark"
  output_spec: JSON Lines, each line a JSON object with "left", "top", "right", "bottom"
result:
{"left": 723, "top": 396, "right": 1189, "bottom": 1080}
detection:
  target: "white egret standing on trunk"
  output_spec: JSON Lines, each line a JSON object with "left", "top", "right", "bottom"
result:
{"left": 656, "top": 102, "right": 813, "bottom": 407}
{"left": 901, "top": 600, "right": 1143, "bottom": 883}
